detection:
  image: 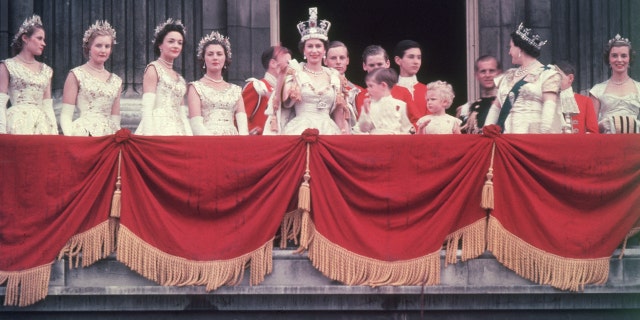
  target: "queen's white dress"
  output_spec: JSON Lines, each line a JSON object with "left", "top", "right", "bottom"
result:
{"left": 66, "top": 67, "right": 122, "bottom": 136}
{"left": 135, "top": 61, "right": 192, "bottom": 136}
{"left": 3, "top": 58, "right": 57, "bottom": 134}
{"left": 190, "top": 80, "right": 243, "bottom": 135}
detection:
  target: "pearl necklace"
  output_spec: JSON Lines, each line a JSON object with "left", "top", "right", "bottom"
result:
{"left": 86, "top": 63, "right": 106, "bottom": 73}
{"left": 158, "top": 57, "right": 173, "bottom": 69}
{"left": 303, "top": 65, "right": 324, "bottom": 76}
{"left": 204, "top": 74, "right": 223, "bottom": 83}
{"left": 16, "top": 55, "right": 37, "bottom": 64}
{"left": 514, "top": 61, "right": 540, "bottom": 78}
{"left": 611, "top": 77, "right": 631, "bottom": 86}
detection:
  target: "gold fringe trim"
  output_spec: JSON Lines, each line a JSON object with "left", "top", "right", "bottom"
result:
{"left": 280, "top": 209, "right": 303, "bottom": 248}
{"left": 57, "top": 218, "right": 118, "bottom": 269}
{"left": 444, "top": 218, "right": 487, "bottom": 265}
{"left": 116, "top": 225, "right": 272, "bottom": 290}
{"left": 487, "top": 216, "right": 608, "bottom": 291}
{"left": 302, "top": 212, "right": 440, "bottom": 286}
{"left": 110, "top": 150, "right": 123, "bottom": 218}
{"left": 619, "top": 226, "right": 640, "bottom": 259}
{"left": 0, "top": 263, "right": 52, "bottom": 307}
{"left": 481, "top": 142, "right": 496, "bottom": 210}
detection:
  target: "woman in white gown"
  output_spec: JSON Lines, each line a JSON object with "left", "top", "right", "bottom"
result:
{"left": 187, "top": 31, "right": 248, "bottom": 135}
{"left": 265, "top": 7, "right": 348, "bottom": 135}
{"left": 60, "top": 20, "right": 122, "bottom": 136}
{"left": 135, "top": 18, "right": 192, "bottom": 136}
{"left": 485, "top": 23, "right": 562, "bottom": 134}
{"left": 589, "top": 34, "right": 639, "bottom": 133}
{"left": 0, "top": 15, "right": 57, "bottom": 134}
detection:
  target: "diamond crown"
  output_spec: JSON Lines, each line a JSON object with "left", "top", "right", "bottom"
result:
{"left": 515, "top": 22, "right": 547, "bottom": 50}
{"left": 297, "top": 7, "right": 331, "bottom": 42}
{"left": 13, "top": 15, "right": 43, "bottom": 43}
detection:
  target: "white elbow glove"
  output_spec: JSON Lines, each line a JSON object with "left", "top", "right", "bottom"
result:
{"left": 110, "top": 114, "right": 121, "bottom": 130}
{"left": 540, "top": 100, "right": 557, "bottom": 133}
{"left": 42, "top": 98, "right": 57, "bottom": 133}
{"left": 189, "top": 116, "right": 210, "bottom": 135}
{"left": 0, "top": 93, "right": 8, "bottom": 133}
{"left": 60, "top": 103, "right": 76, "bottom": 135}
{"left": 140, "top": 92, "right": 156, "bottom": 121}
{"left": 235, "top": 112, "right": 249, "bottom": 135}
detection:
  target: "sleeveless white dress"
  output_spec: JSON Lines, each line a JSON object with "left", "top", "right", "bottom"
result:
{"left": 590, "top": 80, "right": 640, "bottom": 133}
{"left": 190, "top": 80, "right": 242, "bottom": 135}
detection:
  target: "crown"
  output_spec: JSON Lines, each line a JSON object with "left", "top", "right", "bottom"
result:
{"left": 13, "top": 14, "right": 43, "bottom": 43}
{"left": 297, "top": 7, "right": 331, "bottom": 42}
{"left": 608, "top": 34, "right": 631, "bottom": 48}
{"left": 196, "top": 31, "right": 232, "bottom": 60}
{"left": 152, "top": 18, "right": 186, "bottom": 43}
{"left": 515, "top": 22, "right": 547, "bottom": 50}
{"left": 83, "top": 20, "right": 117, "bottom": 47}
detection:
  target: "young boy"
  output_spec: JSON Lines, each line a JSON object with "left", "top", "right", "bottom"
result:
{"left": 417, "top": 81, "right": 462, "bottom": 134}
{"left": 357, "top": 68, "right": 414, "bottom": 134}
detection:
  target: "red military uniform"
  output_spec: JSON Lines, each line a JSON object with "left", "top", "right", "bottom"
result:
{"left": 573, "top": 93, "right": 599, "bottom": 134}
{"left": 242, "top": 74, "right": 276, "bottom": 135}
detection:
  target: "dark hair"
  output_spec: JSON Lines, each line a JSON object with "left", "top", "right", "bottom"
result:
{"left": 298, "top": 38, "right": 329, "bottom": 55}
{"left": 153, "top": 23, "right": 185, "bottom": 57}
{"left": 555, "top": 60, "right": 576, "bottom": 76}
{"left": 393, "top": 40, "right": 421, "bottom": 59}
{"left": 327, "top": 41, "right": 349, "bottom": 56}
{"left": 11, "top": 24, "right": 44, "bottom": 57}
{"left": 365, "top": 67, "right": 397, "bottom": 88}
{"left": 361, "top": 45, "right": 389, "bottom": 64}
{"left": 261, "top": 45, "right": 292, "bottom": 69}
{"left": 604, "top": 41, "right": 635, "bottom": 66}
{"left": 475, "top": 55, "right": 501, "bottom": 72}
{"left": 510, "top": 32, "right": 540, "bottom": 58}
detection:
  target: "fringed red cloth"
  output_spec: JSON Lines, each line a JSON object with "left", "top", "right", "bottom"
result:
{"left": 0, "top": 134, "right": 119, "bottom": 306}
{"left": 487, "top": 134, "right": 640, "bottom": 291}
{"left": 115, "top": 134, "right": 306, "bottom": 290}
{"left": 298, "top": 134, "right": 492, "bottom": 286}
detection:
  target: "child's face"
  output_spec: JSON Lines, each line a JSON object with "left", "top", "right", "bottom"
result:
{"left": 365, "top": 80, "right": 387, "bottom": 101}
{"left": 426, "top": 91, "right": 448, "bottom": 115}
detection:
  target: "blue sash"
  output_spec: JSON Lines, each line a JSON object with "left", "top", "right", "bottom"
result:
{"left": 496, "top": 77, "right": 527, "bottom": 133}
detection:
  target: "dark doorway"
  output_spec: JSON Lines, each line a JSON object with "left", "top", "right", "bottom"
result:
{"left": 279, "top": 0, "right": 468, "bottom": 110}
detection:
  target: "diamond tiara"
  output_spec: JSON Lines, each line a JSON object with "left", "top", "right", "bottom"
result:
{"left": 196, "top": 31, "right": 232, "bottom": 60}
{"left": 608, "top": 34, "right": 631, "bottom": 48}
{"left": 297, "top": 7, "right": 331, "bottom": 42}
{"left": 153, "top": 18, "right": 186, "bottom": 44}
{"left": 13, "top": 14, "right": 43, "bottom": 43}
{"left": 83, "top": 20, "right": 117, "bottom": 47}
{"left": 515, "top": 22, "right": 547, "bottom": 50}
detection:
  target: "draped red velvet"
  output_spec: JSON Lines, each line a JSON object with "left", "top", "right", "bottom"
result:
{"left": 490, "top": 134, "right": 640, "bottom": 259}
{"left": 117, "top": 134, "right": 305, "bottom": 260}
{"left": 1, "top": 130, "right": 639, "bottom": 306}
{"left": 308, "top": 134, "right": 491, "bottom": 261}
{"left": 0, "top": 134, "right": 118, "bottom": 271}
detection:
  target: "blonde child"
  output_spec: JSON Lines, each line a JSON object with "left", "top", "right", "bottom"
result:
{"left": 357, "top": 67, "right": 414, "bottom": 134}
{"left": 417, "top": 81, "right": 462, "bottom": 134}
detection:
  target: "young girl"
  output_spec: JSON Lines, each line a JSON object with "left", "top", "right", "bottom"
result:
{"left": 357, "top": 67, "right": 414, "bottom": 134}
{"left": 417, "top": 81, "right": 462, "bottom": 134}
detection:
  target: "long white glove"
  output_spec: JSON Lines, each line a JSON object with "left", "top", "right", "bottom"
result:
{"left": 110, "top": 114, "right": 121, "bottom": 130}
{"left": 235, "top": 112, "right": 249, "bottom": 135}
{"left": 60, "top": 103, "right": 76, "bottom": 135}
{"left": 137, "top": 92, "right": 156, "bottom": 133}
{"left": 189, "top": 116, "right": 210, "bottom": 135}
{"left": 540, "top": 100, "right": 558, "bottom": 133}
{"left": 0, "top": 93, "right": 8, "bottom": 134}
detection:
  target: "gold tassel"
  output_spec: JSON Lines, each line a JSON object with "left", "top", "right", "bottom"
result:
{"left": 110, "top": 150, "right": 123, "bottom": 218}
{"left": 298, "top": 143, "right": 311, "bottom": 212}
{"left": 481, "top": 142, "right": 496, "bottom": 210}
